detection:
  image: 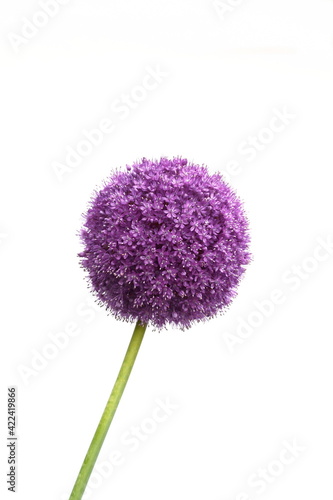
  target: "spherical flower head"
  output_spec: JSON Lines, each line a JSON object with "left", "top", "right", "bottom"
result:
{"left": 79, "top": 157, "right": 251, "bottom": 329}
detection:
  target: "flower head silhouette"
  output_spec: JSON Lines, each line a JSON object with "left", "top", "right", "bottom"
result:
{"left": 79, "top": 157, "right": 251, "bottom": 329}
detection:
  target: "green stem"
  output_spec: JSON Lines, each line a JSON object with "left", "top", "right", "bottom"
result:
{"left": 68, "top": 320, "right": 147, "bottom": 500}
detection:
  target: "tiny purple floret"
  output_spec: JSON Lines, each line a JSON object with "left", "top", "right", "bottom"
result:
{"left": 79, "top": 157, "right": 251, "bottom": 329}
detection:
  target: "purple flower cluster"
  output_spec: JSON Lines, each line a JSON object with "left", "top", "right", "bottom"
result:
{"left": 79, "top": 157, "right": 251, "bottom": 329}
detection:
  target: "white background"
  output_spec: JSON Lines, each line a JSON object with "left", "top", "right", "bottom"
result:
{"left": 1, "top": 1, "right": 333, "bottom": 499}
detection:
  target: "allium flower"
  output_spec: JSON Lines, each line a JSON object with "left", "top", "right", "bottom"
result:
{"left": 68, "top": 157, "right": 252, "bottom": 500}
{"left": 79, "top": 157, "right": 251, "bottom": 329}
